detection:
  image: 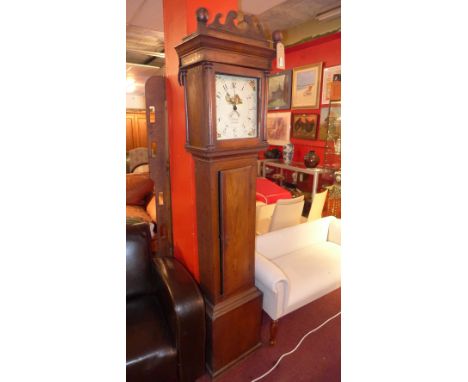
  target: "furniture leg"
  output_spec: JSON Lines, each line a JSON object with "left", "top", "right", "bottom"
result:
{"left": 269, "top": 319, "right": 279, "bottom": 346}
{"left": 312, "top": 172, "right": 319, "bottom": 201}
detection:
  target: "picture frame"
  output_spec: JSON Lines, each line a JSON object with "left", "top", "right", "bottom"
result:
{"left": 291, "top": 62, "right": 323, "bottom": 109}
{"left": 267, "top": 70, "right": 292, "bottom": 110}
{"left": 291, "top": 113, "right": 318, "bottom": 140}
{"left": 266, "top": 112, "right": 291, "bottom": 146}
{"left": 318, "top": 106, "right": 341, "bottom": 140}
{"left": 321, "top": 65, "right": 341, "bottom": 105}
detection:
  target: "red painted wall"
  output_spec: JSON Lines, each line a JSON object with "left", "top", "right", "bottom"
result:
{"left": 267, "top": 32, "right": 341, "bottom": 165}
{"left": 163, "top": 0, "right": 238, "bottom": 280}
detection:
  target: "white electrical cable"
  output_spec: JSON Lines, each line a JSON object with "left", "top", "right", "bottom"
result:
{"left": 251, "top": 311, "right": 341, "bottom": 382}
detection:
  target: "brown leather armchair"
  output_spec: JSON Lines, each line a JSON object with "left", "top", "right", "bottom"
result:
{"left": 126, "top": 223, "right": 205, "bottom": 382}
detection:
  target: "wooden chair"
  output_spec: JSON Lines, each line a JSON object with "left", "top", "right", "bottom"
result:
{"left": 301, "top": 189, "right": 328, "bottom": 223}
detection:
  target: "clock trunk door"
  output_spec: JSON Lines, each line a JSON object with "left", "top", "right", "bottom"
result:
{"left": 219, "top": 165, "right": 256, "bottom": 297}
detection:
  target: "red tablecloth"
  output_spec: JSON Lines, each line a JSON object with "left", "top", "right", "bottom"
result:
{"left": 256, "top": 178, "right": 292, "bottom": 204}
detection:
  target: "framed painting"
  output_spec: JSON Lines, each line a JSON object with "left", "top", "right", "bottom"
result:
{"left": 318, "top": 106, "right": 341, "bottom": 140}
{"left": 291, "top": 62, "right": 323, "bottom": 109}
{"left": 267, "top": 70, "right": 292, "bottom": 110}
{"left": 266, "top": 112, "right": 291, "bottom": 145}
{"left": 321, "top": 65, "right": 341, "bottom": 105}
{"left": 292, "top": 114, "right": 318, "bottom": 140}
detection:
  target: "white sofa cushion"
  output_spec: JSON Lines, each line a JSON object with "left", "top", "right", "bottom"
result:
{"left": 256, "top": 216, "right": 337, "bottom": 260}
{"left": 272, "top": 241, "right": 341, "bottom": 314}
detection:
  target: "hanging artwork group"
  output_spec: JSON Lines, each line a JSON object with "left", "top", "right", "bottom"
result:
{"left": 266, "top": 63, "right": 341, "bottom": 144}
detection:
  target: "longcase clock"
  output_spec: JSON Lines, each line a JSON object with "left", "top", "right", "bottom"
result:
{"left": 175, "top": 8, "right": 276, "bottom": 377}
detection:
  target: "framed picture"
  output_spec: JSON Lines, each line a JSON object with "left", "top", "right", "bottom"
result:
{"left": 318, "top": 106, "right": 341, "bottom": 140}
{"left": 321, "top": 65, "right": 341, "bottom": 105}
{"left": 266, "top": 112, "right": 291, "bottom": 145}
{"left": 291, "top": 62, "right": 323, "bottom": 109}
{"left": 291, "top": 114, "right": 318, "bottom": 140}
{"left": 267, "top": 70, "right": 292, "bottom": 110}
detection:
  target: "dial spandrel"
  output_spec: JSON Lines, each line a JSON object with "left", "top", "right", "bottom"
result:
{"left": 215, "top": 74, "right": 258, "bottom": 140}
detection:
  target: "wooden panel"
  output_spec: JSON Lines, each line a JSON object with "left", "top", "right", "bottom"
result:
{"left": 206, "top": 288, "right": 262, "bottom": 375}
{"left": 194, "top": 159, "right": 219, "bottom": 303}
{"left": 135, "top": 113, "right": 148, "bottom": 148}
{"left": 219, "top": 165, "right": 255, "bottom": 296}
{"left": 126, "top": 115, "right": 135, "bottom": 151}
{"left": 145, "top": 76, "right": 173, "bottom": 257}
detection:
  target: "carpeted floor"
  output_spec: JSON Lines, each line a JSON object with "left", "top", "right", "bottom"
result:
{"left": 196, "top": 288, "right": 341, "bottom": 382}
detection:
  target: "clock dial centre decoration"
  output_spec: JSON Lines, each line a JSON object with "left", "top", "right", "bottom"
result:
{"left": 215, "top": 73, "right": 258, "bottom": 140}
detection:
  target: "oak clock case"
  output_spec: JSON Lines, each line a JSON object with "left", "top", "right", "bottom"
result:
{"left": 175, "top": 7, "right": 276, "bottom": 377}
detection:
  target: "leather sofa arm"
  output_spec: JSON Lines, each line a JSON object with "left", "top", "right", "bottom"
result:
{"left": 153, "top": 257, "right": 205, "bottom": 382}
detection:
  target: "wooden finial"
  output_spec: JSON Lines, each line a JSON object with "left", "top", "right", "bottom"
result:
{"left": 196, "top": 7, "right": 209, "bottom": 24}
{"left": 272, "top": 30, "right": 283, "bottom": 44}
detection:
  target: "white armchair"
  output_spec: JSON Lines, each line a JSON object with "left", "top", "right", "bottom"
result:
{"left": 301, "top": 189, "right": 328, "bottom": 223}
{"left": 256, "top": 196, "right": 305, "bottom": 235}
{"left": 255, "top": 216, "right": 341, "bottom": 344}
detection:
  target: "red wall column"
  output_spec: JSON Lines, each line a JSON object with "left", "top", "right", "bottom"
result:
{"left": 163, "top": 0, "right": 238, "bottom": 279}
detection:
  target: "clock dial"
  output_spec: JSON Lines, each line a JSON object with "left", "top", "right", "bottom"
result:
{"left": 215, "top": 73, "right": 258, "bottom": 140}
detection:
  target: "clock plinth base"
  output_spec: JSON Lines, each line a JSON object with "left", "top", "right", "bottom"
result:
{"left": 204, "top": 287, "right": 263, "bottom": 377}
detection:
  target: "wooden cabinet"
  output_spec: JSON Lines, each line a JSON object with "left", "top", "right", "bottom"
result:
{"left": 126, "top": 110, "right": 148, "bottom": 151}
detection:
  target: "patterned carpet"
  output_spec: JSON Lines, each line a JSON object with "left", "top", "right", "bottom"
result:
{"left": 197, "top": 288, "right": 341, "bottom": 382}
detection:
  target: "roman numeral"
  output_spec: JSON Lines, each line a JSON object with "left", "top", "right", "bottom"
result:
{"left": 232, "top": 82, "right": 236, "bottom": 89}
{"left": 223, "top": 84, "right": 228, "bottom": 91}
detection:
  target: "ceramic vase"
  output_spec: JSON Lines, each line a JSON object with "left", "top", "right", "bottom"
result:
{"left": 264, "top": 149, "right": 276, "bottom": 159}
{"left": 304, "top": 150, "right": 320, "bottom": 168}
{"left": 264, "top": 148, "right": 281, "bottom": 159}
{"left": 282, "top": 143, "right": 294, "bottom": 164}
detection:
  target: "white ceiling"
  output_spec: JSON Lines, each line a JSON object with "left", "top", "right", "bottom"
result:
{"left": 127, "top": 0, "right": 164, "bottom": 32}
{"left": 240, "top": 0, "right": 289, "bottom": 15}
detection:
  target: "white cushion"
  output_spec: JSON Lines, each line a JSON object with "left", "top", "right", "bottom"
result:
{"left": 256, "top": 216, "right": 336, "bottom": 260}
{"left": 272, "top": 241, "right": 341, "bottom": 314}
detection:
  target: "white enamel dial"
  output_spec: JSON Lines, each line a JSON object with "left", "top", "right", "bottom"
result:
{"left": 215, "top": 73, "right": 258, "bottom": 140}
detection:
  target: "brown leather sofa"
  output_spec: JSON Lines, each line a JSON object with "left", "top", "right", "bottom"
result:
{"left": 126, "top": 223, "right": 205, "bottom": 382}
